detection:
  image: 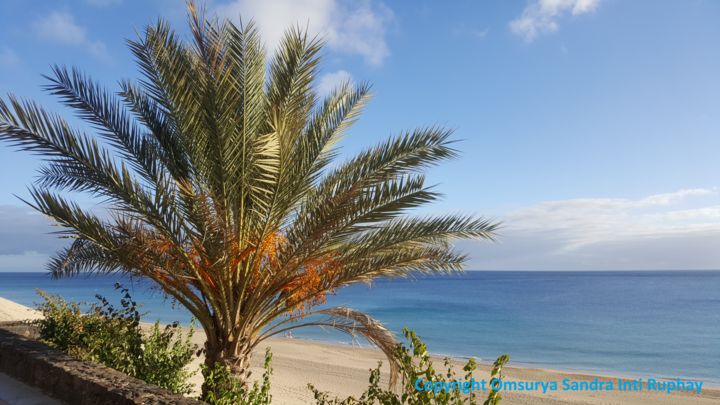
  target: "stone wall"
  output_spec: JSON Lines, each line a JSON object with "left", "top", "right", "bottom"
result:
{"left": 0, "top": 322, "right": 205, "bottom": 405}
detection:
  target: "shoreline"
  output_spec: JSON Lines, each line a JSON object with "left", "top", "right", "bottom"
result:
{"left": 2, "top": 297, "right": 719, "bottom": 404}
{"left": 256, "top": 333, "right": 720, "bottom": 387}
{"left": 235, "top": 336, "right": 720, "bottom": 404}
{"left": 263, "top": 335, "right": 720, "bottom": 389}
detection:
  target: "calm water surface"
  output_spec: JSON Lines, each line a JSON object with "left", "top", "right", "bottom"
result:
{"left": 0, "top": 271, "right": 718, "bottom": 383}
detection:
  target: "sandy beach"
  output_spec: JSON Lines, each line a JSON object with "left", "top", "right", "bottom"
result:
{"left": 198, "top": 336, "right": 720, "bottom": 405}
{"left": 0, "top": 297, "right": 41, "bottom": 323}
{"left": 2, "top": 298, "right": 718, "bottom": 405}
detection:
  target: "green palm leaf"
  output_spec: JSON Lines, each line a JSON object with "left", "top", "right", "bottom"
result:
{"left": 0, "top": 1, "right": 499, "bottom": 396}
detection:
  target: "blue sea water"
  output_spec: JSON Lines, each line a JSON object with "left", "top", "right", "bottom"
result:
{"left": 0, "top": 271, "right": 718, "bottom": 384}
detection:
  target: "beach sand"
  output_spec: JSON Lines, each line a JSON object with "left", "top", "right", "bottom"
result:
{"left": 0, "top": 297, "right": 41, "bottom": 323}
{"left": 1, "top": 297, "right": 718, "bottom": 404}
{"left": 183, "top": 332, "right": 720, "bottom": 405}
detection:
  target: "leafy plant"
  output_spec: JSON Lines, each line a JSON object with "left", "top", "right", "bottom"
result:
{"left": 139, "top": 321, "right": 198, "bottom": 394}
{"left": 201, "top": 348, "right": 273, "bottom": 405}
{"left": 35, "top": 290, "right": 86, "bottom": 354}
{"left": 482, "top": 354, "right": 510, "bottom": 405}
{"left": 36, "top": 284, "right": 197, "bottom": 394}
{"left": 0, "top": 0, "right": 498, "bottom": 396}
{"left": 309, "top": 328, "right": 510, "bottom": 405}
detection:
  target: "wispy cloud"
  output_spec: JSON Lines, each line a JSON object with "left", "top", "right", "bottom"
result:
{"left": 510, "top": 0, "right": 601, "bottom": 42}
{"left": 464, "top": 188, "right": 720, "bottom": 270}
{"left": 32, "top": 11, "right": 109, "bottom": 60}
{"left": 316, "top": 69, "right": 353, "bottom": 97}
{"left": 215, "top": 0, "right": 393, "bottom": 66}
{"left": 452, "top": 24, "right": 489, "bottom": 40}
{"left": 3, "top": 188, "right": 719, "bottom": 272}
{"left": 0, "top": 47, "right": 20, "bottom": 67}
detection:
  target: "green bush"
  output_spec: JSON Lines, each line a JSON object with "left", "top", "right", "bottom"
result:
{"left": 36, "top": 284, "right": 197, "bottom": 395}
{"left": 37, "top": 288, "right": 507, "bottom": 404}
{"left": 201, "top": 348, "right": 273, "bottom": 405}
{"left": 309, "top": 328, "right": 509, "bottom": 405}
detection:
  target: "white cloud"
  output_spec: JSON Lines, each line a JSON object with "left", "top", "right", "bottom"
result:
{"left": 510, "top": 0, "right": 601, "bottom": 42}
{"left": 636, "top": 188, "right": 713, "bottom": 206}
{"left": 32, "top": 11, "right": 109, "bottom": 59}
{"left": 33, "top": 12, "right": 85, "bottom": 44}
{"left": 464, "top": 188, "right": 720, "bottom": 270}
{"left": 316, "top": 69, "right": 353, "bottom": 97}
{"left": 4, "top": 187, "right": 719, "bottom": 272}
{"left": 0, "top": 47, "right": 20, "bottom": 67}
{"left": 214, "top": 0, "right": 393, "bottom": 65}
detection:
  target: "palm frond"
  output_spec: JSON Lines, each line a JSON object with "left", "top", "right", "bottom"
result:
{"left": 44, "top": 65, "right": 165, "bottom": 184}
{"left": 0, "top": 1, "right": 500, "bottom": 390}
{"left": 260, "top": 306, "right": 400, "bottom": 386}
{"left": 48, "top": 239, "right": 121, "bottom": 278}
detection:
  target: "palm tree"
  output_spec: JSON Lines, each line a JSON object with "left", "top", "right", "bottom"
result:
{"left": 0, "top": 2, "right": 497, "bottom": 395}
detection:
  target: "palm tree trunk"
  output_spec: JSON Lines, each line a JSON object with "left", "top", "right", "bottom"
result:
{"left": 201, "top": 334, "right": 255, "bottom": 398}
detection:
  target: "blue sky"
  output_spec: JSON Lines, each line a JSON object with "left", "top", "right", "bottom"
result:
{"left": 1, "top": 0, "right": 719, "bottom": 271}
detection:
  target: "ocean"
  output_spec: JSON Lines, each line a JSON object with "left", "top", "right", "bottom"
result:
{"left": 0, "top": 271, "right": 718, "bottom": 384}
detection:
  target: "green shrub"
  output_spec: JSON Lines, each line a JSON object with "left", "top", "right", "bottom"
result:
{"left": 139, "top": 321, "right": 197, "bottom": 393}
{"left": 37, "top": 288, "right": 506, "bottom": 405}
{"left": 201, "top": 348, "right": 273, "bottom": 405}
{"left": 36, "top": 284, "right": 197, "bottom": 395}
{"left": 34, "top": 291, "right": 85, "bottom": 354}
{"left": 309, "top": 328, "right": 510, "bottom": 405}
